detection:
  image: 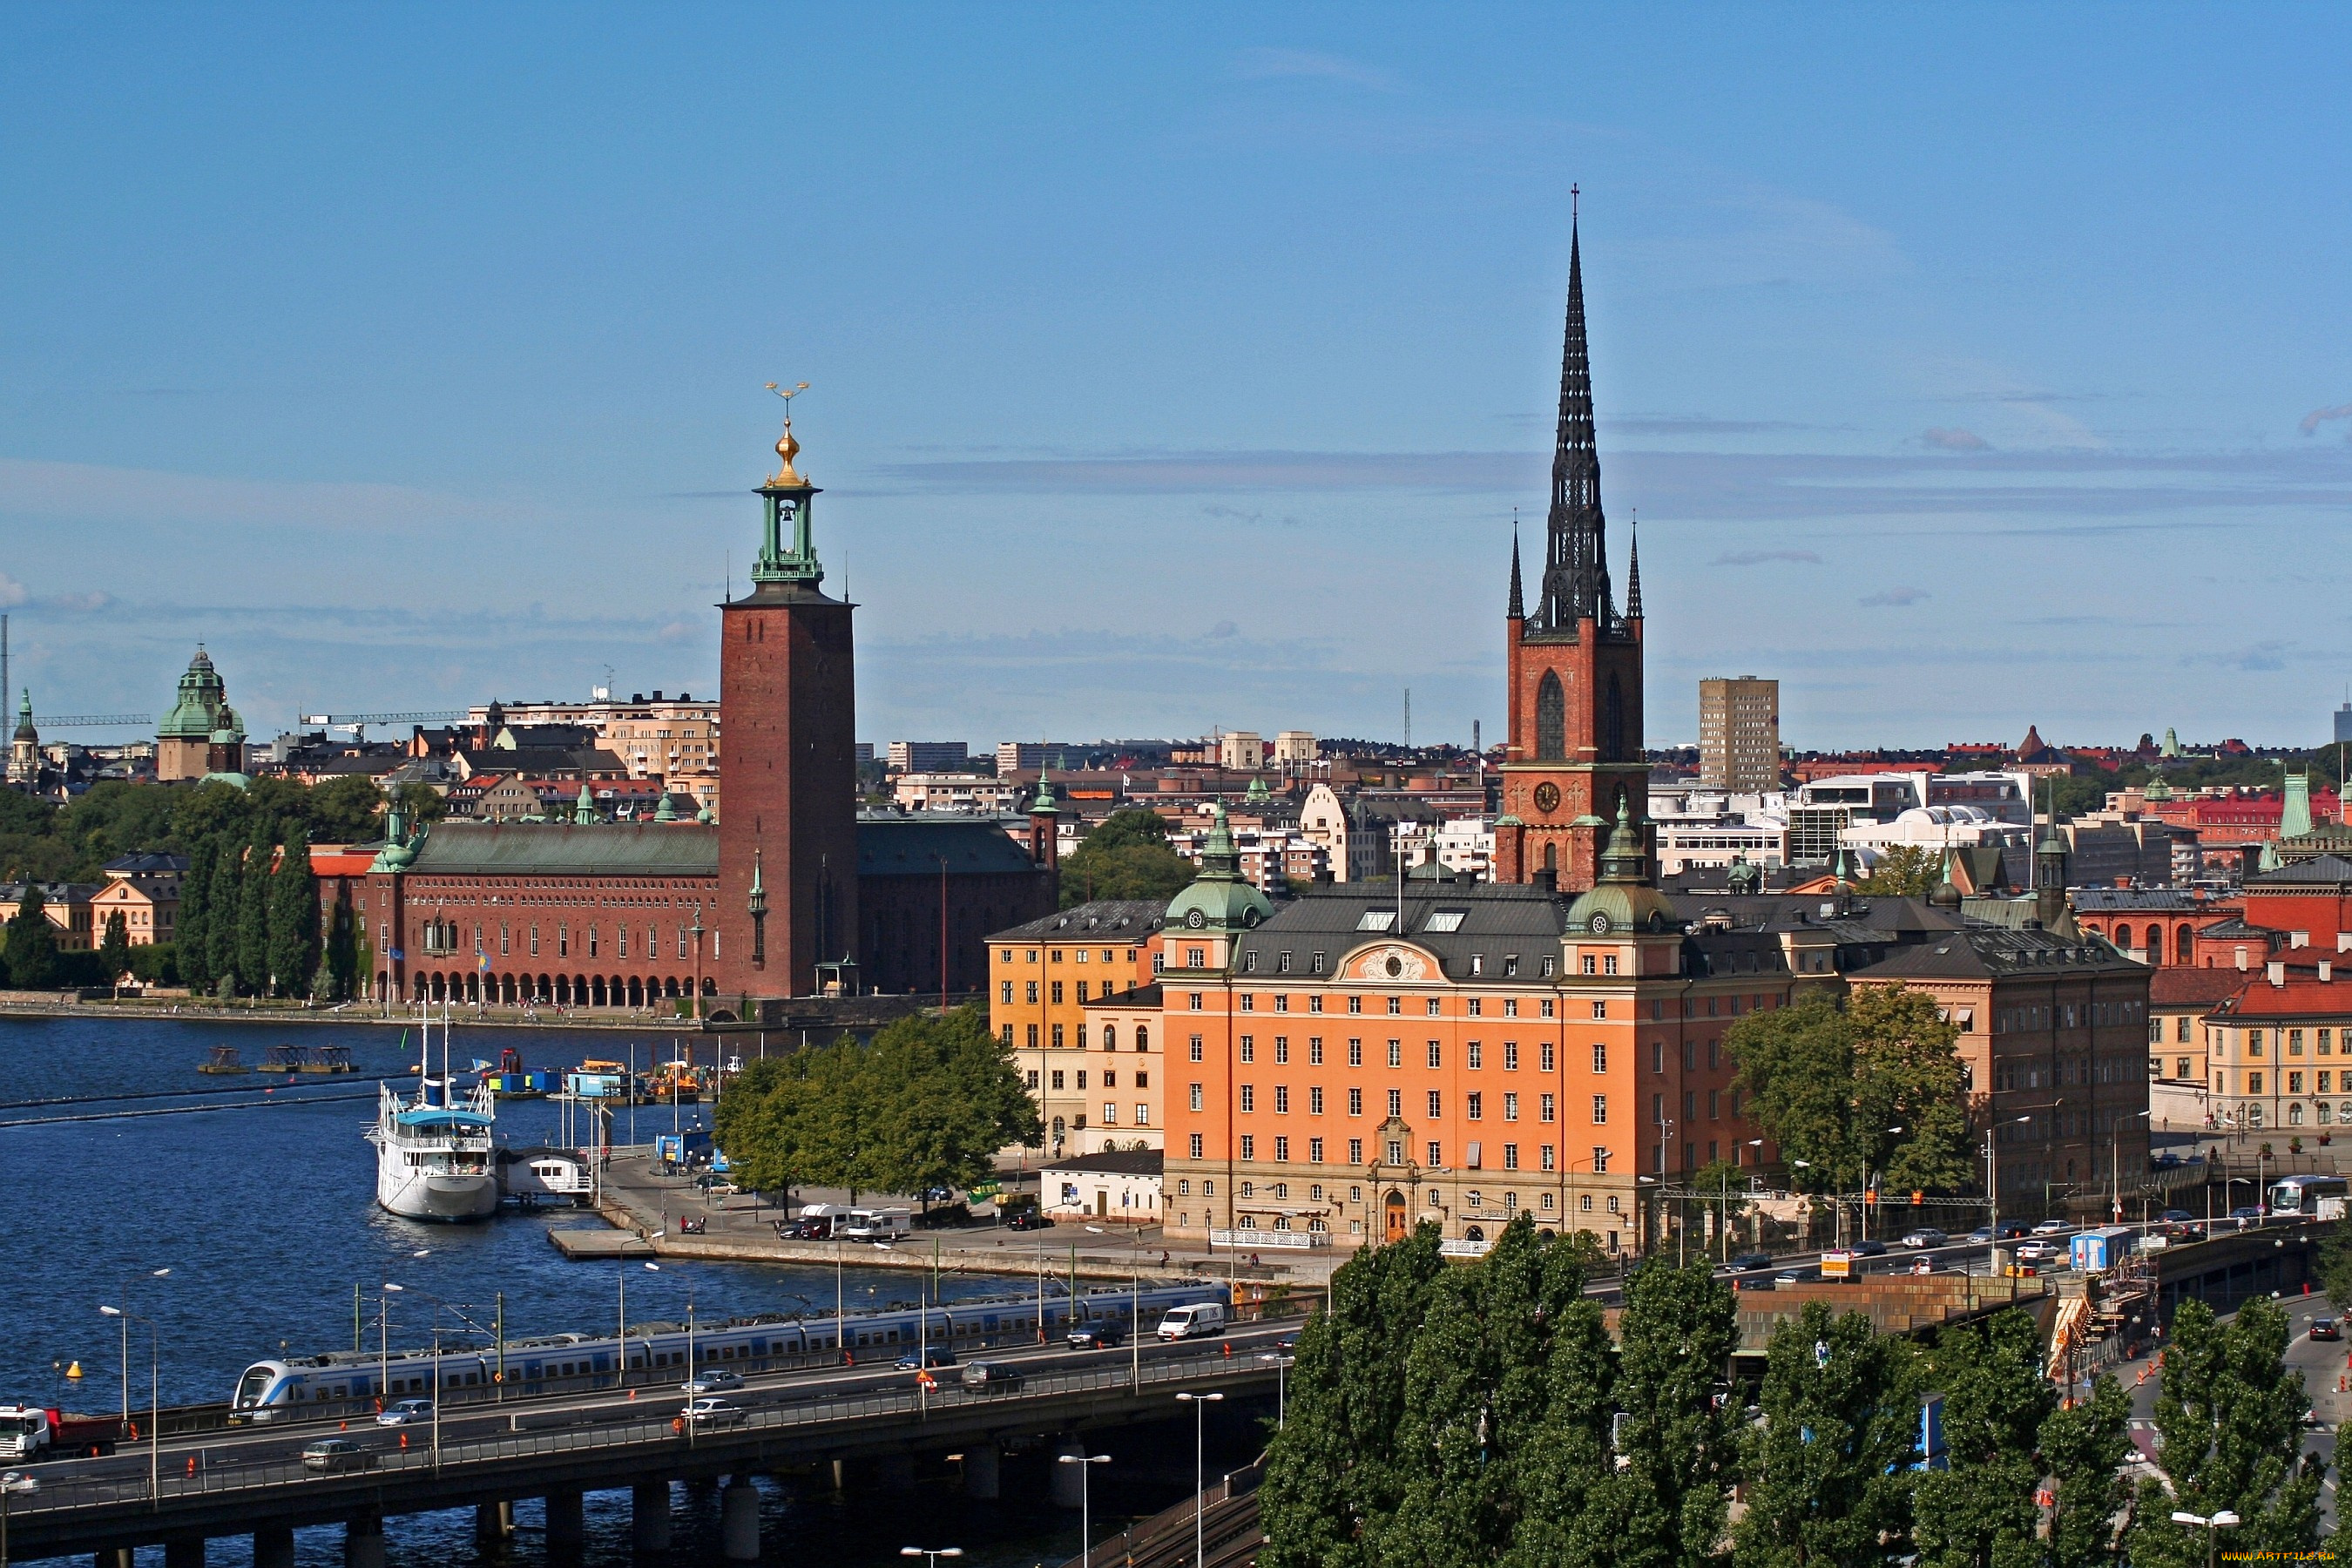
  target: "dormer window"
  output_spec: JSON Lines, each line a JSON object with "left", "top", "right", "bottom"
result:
{"left": 1424, "top": 909, "right": 1468, "bottom": 933}
{"left": 1357, "top": 910, "right": 1397, "bottom": 932}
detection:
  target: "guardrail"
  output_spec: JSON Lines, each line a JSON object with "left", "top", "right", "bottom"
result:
{"left": 10, "top": 1342, "right": 1275, "bottom": 1517}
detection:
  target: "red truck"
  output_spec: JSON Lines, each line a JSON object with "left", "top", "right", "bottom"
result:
{"left": 0, "top": 1405, "right": 125, "bottom": 1461}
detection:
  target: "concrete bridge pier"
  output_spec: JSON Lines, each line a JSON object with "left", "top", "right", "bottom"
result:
{"left": 544, "top": 1490, "right": 586, "bottom": 1558}
{"left": 632, "top": 1482, "right": 673, "bottom": 1554}
{"left": 476, "top": 1499, "right": 515, "bottom": 1544}
{"left": 1050, "top": 1438, "right": 1087, "bottom": 1509}
{"left": 163, "top": 1537, "right": 207, "bottom": 1568}
{"left": 963, "top": 1443, "right": 1001, "bottom": 1499}
{"left": 344, "top": 1511, "right": 385, "bottom": 1568}
{"left": 253, "top": 1524, "right": 295, "bottom": 1568}
{"left": 94, "top": 1550, "right": 133, "bottom": 1568}
{"left": 720, "top": 1477, "right": 761, "bottom": 1562}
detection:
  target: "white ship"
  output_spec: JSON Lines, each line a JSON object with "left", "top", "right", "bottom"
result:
{"left": 367, "top": 1007, "right": 498, "bottom": 1221}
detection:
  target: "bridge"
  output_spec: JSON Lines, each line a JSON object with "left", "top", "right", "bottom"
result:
{"left": 8, "top": 1330, "right": 1288, "bottom": 1566}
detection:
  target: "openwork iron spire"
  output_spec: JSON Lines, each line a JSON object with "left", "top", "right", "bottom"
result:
{"left": 1507, "top": 517, "right": 1525, "bottom": 618}
{"left": 1531, "top": 204, "right": 1618, "bottom": 637}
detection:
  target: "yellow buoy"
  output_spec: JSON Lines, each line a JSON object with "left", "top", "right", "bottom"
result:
{"left": 64, "top": 1361, "right": 83, "bottom": 1380}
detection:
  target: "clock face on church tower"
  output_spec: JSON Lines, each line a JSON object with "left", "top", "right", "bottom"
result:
{"left": 1532, "top": 782, "right": 1561, "bottom": 814}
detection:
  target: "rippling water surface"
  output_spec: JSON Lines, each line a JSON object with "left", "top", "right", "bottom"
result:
{"left": 0, "top": 1015, "right": 1238, "bottom": 1567}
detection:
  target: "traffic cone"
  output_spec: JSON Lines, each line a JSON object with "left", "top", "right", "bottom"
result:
{"left": 399, "top": 1433, "right": 408, "bottom": 1450}
{"left": 1222, "top": 1342, "right": 1232, "bottom": 1357}
{"left": 187, "top": 1456, "right": 196, "bottom": 1477}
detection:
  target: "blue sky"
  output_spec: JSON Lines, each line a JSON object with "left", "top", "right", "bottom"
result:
{"left": 4, "top": 6, "right": 2349, "bottom": 754}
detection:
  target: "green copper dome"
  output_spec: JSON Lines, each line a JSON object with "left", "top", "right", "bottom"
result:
{"left": 12, "top": 690, "right": 34, "bottom": 743}
{"left": 1563, "top": 801, "right": 1681, "bottom": 936}
{"left": 159, "top": 647, "right": 227, "bottom": 740}
{"left": 1165, "top": 803, "right": 1273, "bottom": 936}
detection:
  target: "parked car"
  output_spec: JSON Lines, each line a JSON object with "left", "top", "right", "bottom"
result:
{"left": 681, "top": 1369, "right": 744, "bottom": 1396}
{"left": 2312, "top": 1318, "right": 2342, "bottom": 1342}
{"left": 2230, "top": 1206, "right": 2265, "bottom": 1224}
{"left": 375, "top": 1400, "right": 432, "bottom": 1427}
{"left": 895, "top": 1346, "right": 956, "bottom": 1371}
{"left": 1067, "top": 1323, "right": 1125, "bottom": 1349}
{"left": 1732, "top": 1274, "right": 1777, "bottom": 1292}
{"left": 1899, "top": 1228, "right": 1948, "bottom": 1249}
{"left": 683, "top": 1398, "right": 746, "bottom": 1429}
{"left": 1730, "top": 1251, "right": 1774, "bottom": 1273}
{"left": 2013, "top": 1239, "right": 2064, "bottom": 1265}
{"left": 1005, "top": 1210, "right": 1053, "bottom": 1232}
{"left": 2031, "top": 1218, "right": 2074, "bottom": 1236}
{"left": 960, "top": 1361, "right": 1024, "bottom": 1392}
{"left": 1774, "top": 1266, "right": 1820, "bottom": 1285}
{"left": 1964, "top": 1227, "right": 1995, "bottom": 1245}
{"left": 301, "top": 1438, "right": 375, "bottom": 1473}
{"left": 1848, "top": 1239, "right": 1889, "bottom": 1258}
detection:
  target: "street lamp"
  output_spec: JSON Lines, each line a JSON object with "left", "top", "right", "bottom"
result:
{"left": 1176, "top": 1391, "right": 1224, "bottom": 1568}
{"left": 1058, "top": 1454, "right": 1112, "bottom": 1568}
{"left": 1260, "top": 1351, "right": 1293, "bottom": 1426}
{"left": 899, "top": 1550, "right": 963, "bottom": 1568}
{"left": 2171, "top": 1509, "right": 2240, "bottom": 1568}
{"left": 94, "top": 1307, "right": 157, "bottom": 1504}
{"left": 2114, "top": 1108, "right": 2153, "bottom": 1222}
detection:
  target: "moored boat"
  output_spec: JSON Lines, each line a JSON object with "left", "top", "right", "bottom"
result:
{"left": 366, "top": 1010, "right": 497, "bottom": 1222}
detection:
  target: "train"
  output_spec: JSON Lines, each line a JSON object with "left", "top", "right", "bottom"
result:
{"left": 227, "top": 1279, "right": 1231, "bottom": 1423}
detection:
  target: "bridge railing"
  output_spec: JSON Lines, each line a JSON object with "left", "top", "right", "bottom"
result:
{"left": 11, "top": 1342, "right": 1271, "bottom": 1517}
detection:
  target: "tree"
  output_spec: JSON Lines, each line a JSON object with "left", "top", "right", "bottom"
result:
{"left": 206, "top": 838, "right": 242, "bottom": 994}
{"left": 865, "top": 1006, "right": 1040, "bottom": 1201}
{"left": 324, "top": 898, "right": 363, "bottom": 1002}
{"left": 3, "top": 882, "right": 59, "bottom": 990}
{"left": 267, "top": 825, "right": 321, "bottom": 998}
{"left": 1733, "top": 1301, "right": 1919, "bottom": 1568}
{"left": 393, "top": 782, "right": 448, "bottom": 827}
{"left": 1914, "top": 1310, "right": 2051, "bottom": 1568}
{"left": 2126, "top": 1297, "right": 2324, "bottom": 1568}
{"left": 1727, "top": 995, "right": 1855, "bottom": 1195}
{"left": 2041, "top": 1374, "right": 2132, "bottom": 1568}
{"left": 1599, "top": 1258, "right": 1742, "bottom": 1568}
{"left": 177, "top": 837, "right": 215, "bottom": 994}
{"left": 306, "top": 775, "right": 385, "bottom": 843}
{"left": 98, "top": 910, "right": 132, "bottom": 984}
{"left": 236, "top": 823, "right": 273, "bottom": 996}
{"left": 1857, "top": 844, "right": 1942, "bottom": 896}
{"left": 1060, "top": 808, "right": 1194, "bottom": 908}
{"left": 1259, "top": 1225, "right": 1448, "bottom": 1568}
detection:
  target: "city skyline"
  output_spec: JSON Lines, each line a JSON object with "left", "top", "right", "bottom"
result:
{"left": 5, "top": 9, "right": 2350, "bottom": 748}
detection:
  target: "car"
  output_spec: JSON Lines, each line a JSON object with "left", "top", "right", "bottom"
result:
{"left": 2163, "top": 1223, "right": 2203, "bottom": 1243}
{"left": 894, "top": 1346, "right": 956, "bottom": 1371}
{"left": 2313, "top": 1318, "right": 2342, "bottom": 1342}
{"left": 2031, "top": 1219, "right": 2074, "bottom": 1236}
{"left": 2230, "top": 1206, "right": 2265, "bottom": 1224}
{"left": 1067, "top": 1323, "right": 1125, "bottom": 1349}
{"left": 1899, "top": 1228, "right": 1948, "bottom": 1250}
{"left": 682, "top": 1398, "right": 746, "bottom": 1428}
{"left": 301, "top": 1438, "right": 375, "bottom": 1473}
{"left": 1964, "top": 1227, "right": 1995, "bottom": 1245}
{"left": 1993, "top": 1221, "right": 2032, "bottom": 1240}
{"left": 681, "top": 1369, "right": 744, "bottom": 1396}
{"left": 1005, "top": 1210, "right": 1053, "bottom": 1232}
{"left": 2160, "top": 1209, "right": 2195, "bottom": 1225}
{"left": 375, "top": 1399, "right": 432, "bottom": 1427}
{"left": 2013, "top": 1239, "right": 2064, "bottom": 1264}
{"left": 1730, "top": 1251, "right": 1774, "bottom": 1273}
{"left": 1774, "top": 1266, "right": 1820, "bottom": 1285}
{"left": 960, "top": 1361, "right": 1024, "bottom": 1392}
{"left": 1732, "top": 1274, "right": 1777, "bottom": 1292}
{"left": 1848, "top": 1239, "right": 1889, "bottom": 1258}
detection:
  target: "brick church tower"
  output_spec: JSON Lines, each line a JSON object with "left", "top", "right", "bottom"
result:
{"left": 713, "top": 393, "right": 861, "bottom": 1001}
{"left": 1495, "top": 214, "right": 1647, "bottom": 892}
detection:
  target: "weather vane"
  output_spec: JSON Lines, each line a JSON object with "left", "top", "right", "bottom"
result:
{"left": 764, "top": 381, "right": 810, "bottom": 485}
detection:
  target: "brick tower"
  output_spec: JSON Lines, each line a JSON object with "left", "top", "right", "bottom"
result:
{"left": 714, "top": 392, "right": 861, "bottom": 1001}
{"left": 1496, "top": 213, "right": 1646, "bottom": 891}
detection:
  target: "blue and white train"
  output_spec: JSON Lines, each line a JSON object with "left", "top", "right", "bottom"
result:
{"left": 228, "top": 1280, "right": 1230, "bottom": 1423}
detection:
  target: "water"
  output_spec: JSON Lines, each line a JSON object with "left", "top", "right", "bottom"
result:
{"left": 0, "top": 1015, "right": 1260, "bottom": 1567}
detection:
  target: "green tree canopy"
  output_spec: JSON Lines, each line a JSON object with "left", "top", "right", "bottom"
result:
{"left": 1734, "top": 1301, "right": 1921, "bottom": 1568}
{"left": 267, "top": 825, "right": 321, "bottom": 997}
{"left": 1061, "top": 808, "right": 1194, "bottom": 909}
{"left": 1858, "top": 844, "right": 1943, "bottom": 896}
{"left": 98, "top": 909, "right": 132, "bottom": 983}
{"left": 3, "top": 882, "right": 59, "bottom": 990}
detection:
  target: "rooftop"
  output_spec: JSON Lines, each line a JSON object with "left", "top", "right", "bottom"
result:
{"left": 988, "top": 900, "right": 1168, "bottom": 945}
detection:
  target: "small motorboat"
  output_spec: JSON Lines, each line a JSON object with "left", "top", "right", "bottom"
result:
{"left": 198, "top": 1046, "right": 253, "bottom": 1075}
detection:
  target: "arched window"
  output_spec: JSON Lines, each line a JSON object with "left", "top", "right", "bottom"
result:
{"left": 1603, "top": 673, "right": 1625, "bottom": 762}
{"left": 1536, "top": 671, "right": 1565, "bottom": 760}
{"left": 1135, "top": 1025, "right": 1149, "bottom": 1051}
{"left": 1544, "top": 843, "right": 1558, "bottom": 873}
{"left": 2146, "top": 925, "right": 2166, "bottom": 963}
{"left": 2178, "top": 924, "right": 2194, "bottom": 963}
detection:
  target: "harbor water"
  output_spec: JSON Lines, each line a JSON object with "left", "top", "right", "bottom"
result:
{"left": 0, "top": 1014, "right": 1240, "bottom": 1567}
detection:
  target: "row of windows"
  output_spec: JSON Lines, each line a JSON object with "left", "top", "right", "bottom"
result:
{"left": 413, "top": 920, "right": 712, "bottom": 961}
{"left": 1995, "top": 999, "right": 2146, "bottom": 1033}
{"left": 1225, "top": 1083, "right": 1567, "bottom": 1124}
{"left": 1000, "top": 947, "right": 1144, "bottom": 964}
{"left": 1007, "top": 1024, "right": 1154, "bottom": 1051}
{"left": 1029, "top": 1068, "right": 1148, "bottom": 1092}
{"left": 2228, "top": 1027, "right": 2344, "bottom": 1058}
{"left": 1002, "top": 978, "right": 1133, "bottom": 1005}
{"left": 1173, "top": 991, "right": 1779, "bottom": 1023}
{"left": 2220, "top": 1070, "right": 2352, "bottom": 1098}
{"left": 2210, "top": 1100, "right": 2352, "bottom": 1127}
{"left": 1180, "top": 1132, "right": 1588, "bottom": 1172}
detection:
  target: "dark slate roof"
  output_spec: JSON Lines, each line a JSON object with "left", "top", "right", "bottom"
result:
{"left": 1233, "top": 880, "right": 1566, "bottom": 983}
{"left": 1083, "top": 982, "right": 1163, "bottom": 1009}
{"left": 1041, "top": 1149, "right": 1164, "bottom": 1177}
{"left": 2193, "top": 915, "right": 2271, "bottom": 941}
{"left": 2072, "top": 888, "right": 2205, "bottom": 912}
{"left": 1664, "top": 892, "right": 1967, "bottom": 940}
{"left": 103, "top": 852, "right": 190, "bottom": 875}
{"left": 855, "top": 815, "right": 1042, "bottom": 878}
{"left": 2247, "top": 853, "right": 2352, "bottom": 890}
{"left": 406, "top": 822, "right": 719, "bottom": 876}
{"left": 1849, "top": 924, "right": 2145, "bottom": 981}
{"left": 988, "top": 900, "right": 1167, "bottom": 944}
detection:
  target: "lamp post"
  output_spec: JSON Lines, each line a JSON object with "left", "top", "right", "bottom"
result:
{"left": 1058, "top": 1453, "right": 1111, "bottom": 1568}
{"left": 1260, "top": 1351, "right": 1293, "bottom": 1426}
{"left": 94, "top": 1307, "right": 157, "bottom": 1504}
{"left": 1176, "top": 1391, "right": 1224, "bottom": 1568}
{"left": 2114, "top": 1108, "right": 2153, "bottom": 1222}
{"left": 2171, "top": 1510, "right": 2241, "bottom": 1568}
{"left": 1986, "top": 1114, "right": 2032, "bottom": 1279}
{"left": 899, "top": 1550, "right": 963, "bottom": 1568}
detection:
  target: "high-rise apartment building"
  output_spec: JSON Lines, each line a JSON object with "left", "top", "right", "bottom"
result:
{"left": 1697, "top": 677, "right": 1780, "bottom": 791}
{"left": 887, "top": 740, "right": 970, "bottom": 774}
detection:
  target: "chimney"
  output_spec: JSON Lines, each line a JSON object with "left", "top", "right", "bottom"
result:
{"left": 2268, "top": 959, "right": 2287, "bottom": 988}
{"left": 2236, "top": 946, "right": 2250, "bottom": 971}
{"left": 2322, "top": 959, "right": 2334, "bottom": 983}
{"left": 1533, "top": 868, "right": 1558, "bottom": 896}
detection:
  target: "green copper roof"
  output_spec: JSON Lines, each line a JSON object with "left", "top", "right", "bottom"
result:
{"left": 1563, "top": 801, "right": 1680, "bottom": 936}
{"left": 1165, "top": 803, "right": 1273, "bottom": 936}
{"left": 12, "top": 690, "right": 33, "bottom": 743}
{"left": 159, "top": 647, "right": 227, "bottom": 740}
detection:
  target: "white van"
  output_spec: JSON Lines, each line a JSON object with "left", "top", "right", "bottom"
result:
{"left": 841, "top": 1208, "right": 913, "bottom": 1240}
{"left": 1156, "top": 1301, "right": 1227, "bottom": 1341}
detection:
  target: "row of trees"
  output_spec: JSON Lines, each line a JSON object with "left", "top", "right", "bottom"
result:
{"left": 174, "top": 821, "right": 347, "bottom": 999}
{"left": 1260, "top": 1218, "right": 2325, "bottom": 1568}
{"left": 711, "top": 1006, "right": 1039, "bottom": 1204}
{"left": 0, "top": 774, "right": 389, "bottom": 886}
{"left": 1059, "top": 808, "right": 1195, "bottom": 909}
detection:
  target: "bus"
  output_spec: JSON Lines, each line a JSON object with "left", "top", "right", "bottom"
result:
{"left": 2268, "top": 1174, "right": 2349, "bottom": 1218}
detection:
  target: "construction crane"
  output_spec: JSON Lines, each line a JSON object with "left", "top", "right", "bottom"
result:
{"left": 35, "top": 713, "right": 152, "bottom": 728}
{"left": 299, "top": 710, "right": 469, "bottom": 740}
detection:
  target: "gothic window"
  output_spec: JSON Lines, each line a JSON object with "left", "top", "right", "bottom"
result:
{"left": 1603, "top": 673, "right": 1625, "bottom": 762}
{"left": 1536, "top": 671, "right": 1565, "bottom": 760}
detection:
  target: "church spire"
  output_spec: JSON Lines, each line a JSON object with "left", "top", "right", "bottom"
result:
{"left": 1531, "top": 194, "right": 1616, "bottom": 637}
{"left": 1625, "top": 510, "right": 1643, "bottom": 620}
{"left": 1507, "top": 517, "right": 1524, "bottom": 618}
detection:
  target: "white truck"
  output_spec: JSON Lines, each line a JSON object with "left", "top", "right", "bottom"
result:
{"left": 841, "top": 1208, "right": 913, "bottom": 1240}
{"left": 0, "top": 1405, "right": 123, "bottom": 1462}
